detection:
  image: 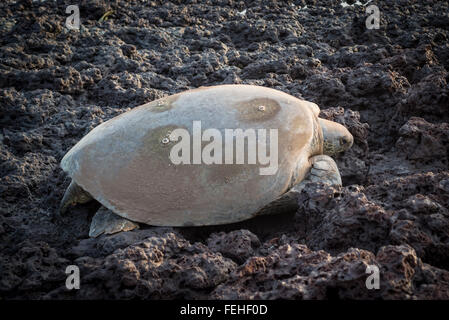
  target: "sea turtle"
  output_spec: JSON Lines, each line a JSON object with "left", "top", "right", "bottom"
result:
{"left": 59, "top": 85, "right": 353, "bottom": 237}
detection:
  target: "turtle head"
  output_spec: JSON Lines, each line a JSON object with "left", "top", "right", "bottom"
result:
{"left": 318, "top": 118, "right": 353, "bottom": 156}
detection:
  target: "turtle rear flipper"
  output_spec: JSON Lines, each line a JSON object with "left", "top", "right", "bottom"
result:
{"left": 89, "top": 207, "right": 139, "bottom": 237}
{"left": 59, "top": 180, "right": 94, "bottom": 215}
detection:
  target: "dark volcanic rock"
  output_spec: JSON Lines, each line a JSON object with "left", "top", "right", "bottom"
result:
{"left": 0, "top": 241, "right": 69, "bottom": 299}
{"left": 298, "top": 183, "right": 392, "bottom": 254}
{"left": 211, "top": 243, "right": 449, "bottom": 299}
{"left": 396, "top": 117, "right": 449, "bottom": 165}
{"left": 206, "top": 229, "right": 261, "bottom": 264}
{"left": 44, "top": 231, "right": 237, "bottom": 299}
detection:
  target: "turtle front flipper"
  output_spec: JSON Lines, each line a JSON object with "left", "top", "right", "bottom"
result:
{"left": 255, "top": 155, "right": 342, "bottom": 216}
{"left": 89, "top": 207, "right": 139, "bottom": 238}
{"left": 59, "top": 180, "right": 94, "bottom": 215}
{"left": 307, "top": 154, "right": 342, "bottom": 186}
{"left": 290, "top": 154, "right": 342, "bottom": 194}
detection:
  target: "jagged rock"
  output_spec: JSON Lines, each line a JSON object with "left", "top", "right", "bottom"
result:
{"left": 44, "top": 231, "right": 237, "bottom": 299}
{"left": 297, "top": 183, "right": 392, "bottom": 254}
{"left": 206, "top": 230, "right": 261, "bottom": 264}
{"left": 396, "top": 117, "right": 449, "bottom": 164}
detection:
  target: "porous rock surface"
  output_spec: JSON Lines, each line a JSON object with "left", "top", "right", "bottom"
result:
{"left": 1, "top": 0, "right": 448, "bottom": 299}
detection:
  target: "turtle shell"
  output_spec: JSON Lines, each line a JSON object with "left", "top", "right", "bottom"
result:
{"left": 61, "top": 85, "right": 322, "bottom": 226}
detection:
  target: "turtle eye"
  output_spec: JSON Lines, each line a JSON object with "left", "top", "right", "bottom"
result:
{"left": 340, "top": 137, "right": 349, "bottom": 145}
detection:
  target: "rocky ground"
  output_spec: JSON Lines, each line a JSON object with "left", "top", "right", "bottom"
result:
{"left": 1, "top": 0, "right": 448, "bottom": 299}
